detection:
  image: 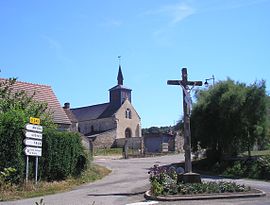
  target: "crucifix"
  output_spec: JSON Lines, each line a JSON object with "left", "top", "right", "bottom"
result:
{"left": 167, "top": 68, "right": 202, "bottom": 174}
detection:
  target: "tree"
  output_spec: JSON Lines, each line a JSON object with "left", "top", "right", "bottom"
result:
{"left": 191, "top": 79, "right": 268, "bottom": 160}
{"left": 240, "top": 81, "right": 268, "bottom": 156}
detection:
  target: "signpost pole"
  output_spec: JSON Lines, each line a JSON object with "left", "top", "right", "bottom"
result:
{"left": 35, "top": 157, "right": 38, "bottom": 184}
{"left": 26, "top": 156, "right": 29, "bottom": 183}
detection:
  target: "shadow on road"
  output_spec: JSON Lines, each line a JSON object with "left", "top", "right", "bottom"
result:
{"left": 88, "top": 191, "right": 145, "bottom": 197}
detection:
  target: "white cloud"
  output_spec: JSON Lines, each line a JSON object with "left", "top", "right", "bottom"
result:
{"left": 145, "top": 1, "right": 196, "bottom": 26}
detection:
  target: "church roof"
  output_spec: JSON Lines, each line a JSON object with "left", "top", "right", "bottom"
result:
{"left": 109, "top": 84, "right": 132, "bottom": 91}
{"left": 0, "top": 78, "right": 71, "bottom": 125}
{"left": 71, "top": 103, "right": 111, "bottom": 121}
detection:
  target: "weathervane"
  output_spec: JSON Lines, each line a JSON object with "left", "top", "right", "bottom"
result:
{"left": 118, "top": 56, "right": 121, "bottom": 66}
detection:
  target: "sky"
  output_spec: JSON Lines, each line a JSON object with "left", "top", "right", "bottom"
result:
{"left": 0, "top": 0, "right": 270, "bottom": 128}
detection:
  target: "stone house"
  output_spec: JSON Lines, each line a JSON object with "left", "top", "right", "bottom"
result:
{"left": 143, "top": 132, "right": 184, "bottom": 153}
{"left": 0, "top": 78, "right": 72, "bottom": 130}
{"left": 67, "top": 66, "right": 142, "bottom": 148}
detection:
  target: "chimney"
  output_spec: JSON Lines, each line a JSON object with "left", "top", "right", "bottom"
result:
{"left": 63, "top": 102, "right": 70, "bottom": 109}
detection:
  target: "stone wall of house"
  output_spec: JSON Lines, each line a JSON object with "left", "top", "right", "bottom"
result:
{"left": 57, "top": 123, "right": 71, "bottom": 131}
{"left": 89, "top": 129, "right": 117, "bottom": 149}
{"left": 174, "top": 131, "right": 184, "bottom": 153}
{"left": 115, "top": 100, "right": 142, "bottom": 139}
{"left": 79, "top": 117, "right": 117, "bottom": 135}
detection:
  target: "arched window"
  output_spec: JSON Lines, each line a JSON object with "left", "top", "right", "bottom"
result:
{"left": 125, "top": 128, "right": 132, "bottom": 138}
{"left": 125, "top": 108, "right": 132, "bottom": 119}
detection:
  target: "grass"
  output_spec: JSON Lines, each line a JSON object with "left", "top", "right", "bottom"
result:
{"left": 94, "top": 148, "right": 123, "bottom": 156}
{"left": 0, "top": 163, "right": 111, "bottom": 201}
{"left": 94, "top": 147, "right": 141, "bottom": 156}
{"left": 240, "top": 149, "right": 270, "bottom": 157}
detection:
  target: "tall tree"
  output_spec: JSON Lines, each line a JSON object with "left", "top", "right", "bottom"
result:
{"left": 191, "top": 79, "right": 268, "bottom": 160}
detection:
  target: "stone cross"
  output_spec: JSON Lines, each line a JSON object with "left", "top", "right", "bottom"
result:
{"left": 167, "top": 68, "right": 202, "bottom": 173}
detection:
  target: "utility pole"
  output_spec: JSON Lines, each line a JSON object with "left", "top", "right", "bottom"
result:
{"left": 168, "top": 68, "right": 202, "bottom": 183}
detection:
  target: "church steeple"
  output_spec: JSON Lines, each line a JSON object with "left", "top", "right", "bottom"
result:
{"left": 109, "top": 65, "right": 132, "bottom": 109}
{"left": 117, "top": 65, "right": 124, "bottom": 85}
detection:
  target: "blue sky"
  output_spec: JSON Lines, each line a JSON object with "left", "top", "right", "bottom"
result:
{"left": 1, "top": 0, "right": 269, "bottom": 128}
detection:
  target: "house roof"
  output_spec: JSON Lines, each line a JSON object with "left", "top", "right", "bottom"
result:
{"left": 71, "top": 103, "right": 111, "bottom": 121}
{"left": 64, "top": 108, "right": 78, "bottom": 123}
{"left": 0, "top": 78, "right": 71, "bottom": 125}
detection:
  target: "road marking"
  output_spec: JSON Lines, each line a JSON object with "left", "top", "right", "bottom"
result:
{"left": 125, "top": 201, "right": 159, "bottom": 205}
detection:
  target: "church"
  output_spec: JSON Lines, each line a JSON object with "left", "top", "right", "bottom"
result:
{"left": 64, "top": 66, "right": 142, "bottom": 148}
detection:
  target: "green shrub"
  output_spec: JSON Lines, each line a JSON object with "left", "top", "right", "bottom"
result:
{"left": 0, "top": 109, "right": 26, "bottom": 183}
{"left": 222, "top": 156, "right": 270, "bottom": 180}
{"left": 40, "top": 129, "right": 88, "bottom": 181}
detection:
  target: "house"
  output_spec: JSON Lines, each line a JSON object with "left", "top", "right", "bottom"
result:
{"left": 0, "top": 78, "right": 72, "bottom": 130}
{"left": 67, "top": 66, "right": 142, "bottom": 148}
{"left": 143, "top": 132, "right": 184, "bottom": 153}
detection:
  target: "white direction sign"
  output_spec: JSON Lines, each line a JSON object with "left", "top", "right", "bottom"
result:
{"left": 24, "top": 139, "right": 42, "bottom": 147}
{"left": 25, "top": 124, "right": 43, "bottom": 133}
{"left": 24, "top": 147, "right": 42, "bottom": 157}
{"left": 25, "top": 131, "right": 43, "bottom": 140}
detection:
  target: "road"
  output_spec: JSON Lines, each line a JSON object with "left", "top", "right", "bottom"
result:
{"left": 1, "top": 153, "right": 270, "bottom": 205}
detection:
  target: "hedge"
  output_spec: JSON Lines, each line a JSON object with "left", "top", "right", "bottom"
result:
{"left": 40, "top": 129, "right": 88, "bottom": 181}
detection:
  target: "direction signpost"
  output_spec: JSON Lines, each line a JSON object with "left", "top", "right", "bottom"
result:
{"left": 24, "top": 117, "right": 43, "bottom": 184}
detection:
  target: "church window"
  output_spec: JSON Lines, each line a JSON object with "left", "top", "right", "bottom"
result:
{"left": 125, "top": 108, "right": 132, "bottom": 119}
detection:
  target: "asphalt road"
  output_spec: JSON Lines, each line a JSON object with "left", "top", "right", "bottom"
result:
{"left": 1, "top": 153, "right": 270, "bottom": 205}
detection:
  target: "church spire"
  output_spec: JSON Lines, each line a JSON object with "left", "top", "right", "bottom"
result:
{"left": 117, "top": 65, "right": 124, "bottom": 85}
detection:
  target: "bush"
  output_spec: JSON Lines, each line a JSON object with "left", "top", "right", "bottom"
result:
{"left": 0, "top": 109, "right": 26, "bottom": 183}
{"left": 0, "top": 167, "right": 17, "bottom": 190}
{"left": 222, "top": 155, "right": 270, "bottom": 180}
{"left": 40, "top": 129, "right": 88, "bottom": 181}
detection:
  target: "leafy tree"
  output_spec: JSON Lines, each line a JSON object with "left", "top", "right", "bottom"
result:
{"left": 191, "top": 79, "right": 268, "bottom": 160}
{"left": 240, "top": 81, "right": 267, "bottom": 156}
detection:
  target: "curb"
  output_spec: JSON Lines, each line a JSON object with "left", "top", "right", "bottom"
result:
{"left": 144, "top": 189, "right": 266, "bottom": 201}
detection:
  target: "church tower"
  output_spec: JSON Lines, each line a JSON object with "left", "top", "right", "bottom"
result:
{"left": 109, "top": 66, "right": 132, "bottom": 109}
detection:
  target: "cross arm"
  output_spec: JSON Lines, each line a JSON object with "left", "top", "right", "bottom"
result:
{"left": 167, "top": 80, "right": 203, "bottom": 86}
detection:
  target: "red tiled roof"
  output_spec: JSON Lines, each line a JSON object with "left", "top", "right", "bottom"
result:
{"left": 0, "top": 78, "right": 71, "bottom": 125}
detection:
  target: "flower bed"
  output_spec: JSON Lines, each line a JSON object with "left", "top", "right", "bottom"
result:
{"left": 148, "top": 164, "right": 250, "bottom": 196}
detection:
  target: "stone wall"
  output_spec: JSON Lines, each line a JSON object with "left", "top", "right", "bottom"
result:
{"left": 114, "top": 137, "right": 143, "bottom": 149}
{"left": 87, "top": 129, "right": 117, "bottom": 149}
{"left": 115, "top": 100, "right": 141, "bottom": 139}
{"left": 79, "top": 117, "right": 116, "bottom": 135}
{"left": 174, "top": 131, "right": 184, "bottom": 153}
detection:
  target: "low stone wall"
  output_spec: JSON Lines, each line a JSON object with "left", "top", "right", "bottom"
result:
{"left": 114, "top": 137, "right": 143, "bottom": 149}
{"left": 86, "top": 129, "right": 117, "bottom": 149}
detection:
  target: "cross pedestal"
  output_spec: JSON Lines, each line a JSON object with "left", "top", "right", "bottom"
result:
{"left": 168, "top": 68, "right": 202, "bottom": 183}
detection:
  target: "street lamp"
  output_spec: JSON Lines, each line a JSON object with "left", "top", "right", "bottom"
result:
{"left": 204, "top": 75, "right": 215, "bottom": 86}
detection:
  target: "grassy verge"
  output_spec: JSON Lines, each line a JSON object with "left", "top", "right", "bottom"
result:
{"left": 0, "top": 164, "right": 111, "bottom": 201}
{"left": 240, "top": 149, "right": 270, "bottom": 157}
{"left": 94, "top": 148, "right": 123, "bottom": 156}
